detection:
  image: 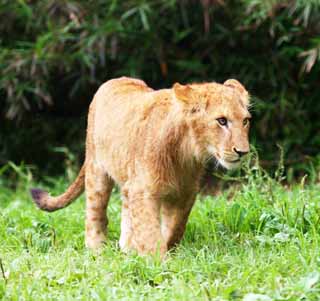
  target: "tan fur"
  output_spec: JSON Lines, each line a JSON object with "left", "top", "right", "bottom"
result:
{"left": 31, "top": 76, "right": 251, "bottom": 257}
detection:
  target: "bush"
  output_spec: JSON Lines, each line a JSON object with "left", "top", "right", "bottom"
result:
{"left": 1, "top": 0, "right": 320, "bottom": 175}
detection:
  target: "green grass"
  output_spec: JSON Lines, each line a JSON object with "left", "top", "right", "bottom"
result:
{"left": 1, "top": 164, "right": 320, "bottom": 300}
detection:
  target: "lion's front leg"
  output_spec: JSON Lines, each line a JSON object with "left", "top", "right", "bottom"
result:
{"left": 122, "top": 183, "right": 167, "bottom": 257}
{"left": 161, "top": 195, "right": 196, "bottom": 250}
{"left": 119, "top": 193, "right": 132, "bottom": 252}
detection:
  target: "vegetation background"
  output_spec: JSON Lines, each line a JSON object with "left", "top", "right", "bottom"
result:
{"left": 1, "top": 0, "right": 320, "bottom": 178}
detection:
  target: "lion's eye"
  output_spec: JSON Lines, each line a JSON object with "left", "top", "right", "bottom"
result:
{"left": 217, "top": 117, "right": 228, "bottom": 126}
{"left": 243, "top": 118, "right": 250, "bottom": 126}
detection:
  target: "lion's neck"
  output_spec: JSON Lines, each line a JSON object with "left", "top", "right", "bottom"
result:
{"left": 156, "top": 114, "right": 203, "bottom": 177}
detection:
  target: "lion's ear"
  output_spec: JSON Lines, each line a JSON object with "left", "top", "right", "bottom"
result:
{"left": 173, "top": 83, "right": 196, "bottom": 104}
{"left": 223, "top": 79, "right": 247, "bottom": 95}
{"left": 224, "top": 79, "right": 249, "bottom": 106}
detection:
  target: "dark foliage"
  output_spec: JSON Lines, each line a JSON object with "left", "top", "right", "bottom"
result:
{"left": 1, "top": 0, "right": 320, "bottom": 175}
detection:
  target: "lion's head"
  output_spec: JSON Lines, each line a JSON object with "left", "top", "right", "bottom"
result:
{"left": 173, "top": 79, "right": 251, "bottom": 169}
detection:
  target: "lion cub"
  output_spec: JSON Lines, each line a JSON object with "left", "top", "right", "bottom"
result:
{"left": 31, "top": 77, "right": 251, "bottom": 257}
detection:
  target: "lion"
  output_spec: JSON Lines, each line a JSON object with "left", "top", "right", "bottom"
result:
{"left": 31, "top": 76, "right": 251, "bottom": 257}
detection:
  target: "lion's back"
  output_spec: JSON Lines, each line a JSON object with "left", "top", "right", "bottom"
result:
{"left": 97, "top": 76, "right": 153, "bottom": 102}
{"left": 87, "top": 77, "right": 169, "bottom": 183}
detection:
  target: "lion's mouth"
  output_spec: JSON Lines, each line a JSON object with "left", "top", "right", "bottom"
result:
{"left": 207, "top": 147, "right": 241, "bottom": 167}
{"left": 226, "top": 158, "right": 240, "bottom": 163}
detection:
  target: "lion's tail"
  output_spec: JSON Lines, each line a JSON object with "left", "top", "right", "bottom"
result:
{"left": 30, "top": 164, "right": 85, "bottom": 212}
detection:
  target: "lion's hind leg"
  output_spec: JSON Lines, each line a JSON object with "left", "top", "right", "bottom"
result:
{"left": 85, "top": 161, "right": 114, "bottom": 250}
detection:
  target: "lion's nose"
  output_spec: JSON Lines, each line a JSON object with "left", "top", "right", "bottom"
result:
{"left": 233, "top": 147, "right": 249, "bottom": 157}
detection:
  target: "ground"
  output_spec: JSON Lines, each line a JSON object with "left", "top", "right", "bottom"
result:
{"left": 1, "top": 165, "right": 320, "bottom": 301}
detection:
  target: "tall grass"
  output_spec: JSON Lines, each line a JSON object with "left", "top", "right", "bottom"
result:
{"left": 1, "top": 161, "right": 320, "bottom": 300}
{"left": 1, "top": 0, "right": 320, "bottom": 173}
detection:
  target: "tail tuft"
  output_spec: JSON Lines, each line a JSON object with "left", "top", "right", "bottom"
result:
{"left": 30, "top": 188, "right": 53, "bottom": 212}
{"left": 30, "top": 164, "right": 85, "bottom": 212}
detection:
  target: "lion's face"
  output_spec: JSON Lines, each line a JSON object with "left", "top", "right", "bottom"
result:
{"left": 173, "top": 79, "right": 251, "bottom": 169}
